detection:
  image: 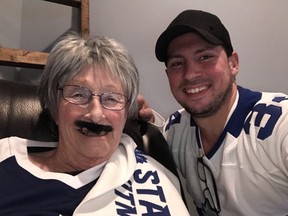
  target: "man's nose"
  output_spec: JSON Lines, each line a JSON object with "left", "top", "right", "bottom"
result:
{"left": 183, "top": 60, "right": 201, "bottom": 80}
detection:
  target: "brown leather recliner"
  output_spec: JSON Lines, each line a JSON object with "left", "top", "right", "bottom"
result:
{"left": 0, "top": 79, "right": 179, "bottom": 177}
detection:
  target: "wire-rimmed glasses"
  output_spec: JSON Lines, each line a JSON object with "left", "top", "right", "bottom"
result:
{"left": 197, "top": 156, "right": 221, "bottom": 215}
{"left": 57, "top": 84, "right": 129, "bottom": 111}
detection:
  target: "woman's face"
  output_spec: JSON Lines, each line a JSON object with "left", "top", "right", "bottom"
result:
{"left": 55, "top": 66, "right": 128, "bottom": 165}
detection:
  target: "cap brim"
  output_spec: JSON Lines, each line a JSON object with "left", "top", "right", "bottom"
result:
{"left": 155, "top": 25, "right": 223, "bottom": 62}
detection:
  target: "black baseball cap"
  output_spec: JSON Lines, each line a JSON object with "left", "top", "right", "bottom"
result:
{"left": 155, "top": 10, "right": 233, "bottom": 62}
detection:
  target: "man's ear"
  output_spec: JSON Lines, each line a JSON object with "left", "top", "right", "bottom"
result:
{"left": 228, "top": 52, "right": 239, "bottom": 76}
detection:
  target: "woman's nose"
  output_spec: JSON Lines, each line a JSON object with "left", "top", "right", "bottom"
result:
{"left": 84, "top": 97, "right": 105, "bottom": 122}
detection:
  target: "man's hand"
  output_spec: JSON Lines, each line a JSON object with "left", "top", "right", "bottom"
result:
{"left": 137, "top": 95, "right": 155, "bottom": 123}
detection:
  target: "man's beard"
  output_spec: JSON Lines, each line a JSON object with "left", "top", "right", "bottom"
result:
{"left": 185, "top": 81, "right": 234, "bottom": 118}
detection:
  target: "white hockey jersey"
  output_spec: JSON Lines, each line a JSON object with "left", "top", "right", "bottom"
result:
{"left": 164, "top": 86, "right": 288, "bottom": 216}
{"left": 0, "top": 134, "right": 189, "bottom": 215}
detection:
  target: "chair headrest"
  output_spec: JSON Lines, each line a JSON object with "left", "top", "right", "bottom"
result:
{"left": 0, "top": 79, "right": 57, "bottom": 141}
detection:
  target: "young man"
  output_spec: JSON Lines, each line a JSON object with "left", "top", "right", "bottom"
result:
{"left": 155, "top": 9, "right": 288, "bottom": 215}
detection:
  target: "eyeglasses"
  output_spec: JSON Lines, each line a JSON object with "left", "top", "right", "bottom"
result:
{"left": 57, "top": 84, "right": 129, "bottom": 111}
{"left": 197, "top": 156, "right": 221, "bottom": 215}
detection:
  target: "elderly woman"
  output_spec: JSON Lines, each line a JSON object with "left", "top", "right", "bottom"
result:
{"left": 0, "top": 33, "right": 189, "bottom": 215}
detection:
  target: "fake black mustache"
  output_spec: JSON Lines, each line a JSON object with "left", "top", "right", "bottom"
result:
{"left": 75, "top": 120, "right": 113, "bottom": 133}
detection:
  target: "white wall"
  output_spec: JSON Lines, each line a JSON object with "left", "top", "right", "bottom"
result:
{"left": 1, "top": 0, "right": 288, "bottom": 118}
{"left": 0, "top": 0, "right": 22, "bottom": 80}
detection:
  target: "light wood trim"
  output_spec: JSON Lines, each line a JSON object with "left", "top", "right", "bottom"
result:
{"left": 80, "top": 0, "right": 89, "bottom": 37}
{"left": 0, "top": 47, "right": 48, "bottom": 69}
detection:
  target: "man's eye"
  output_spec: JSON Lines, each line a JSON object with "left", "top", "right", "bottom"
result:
{"left": 167, "top": 60, "right": 184, "bottom": 69}
{"left": 199, "top": 55, "right": 213, "bottom": 61}
{"left": 173, "top": 61, "right": 183, "bottom": 66}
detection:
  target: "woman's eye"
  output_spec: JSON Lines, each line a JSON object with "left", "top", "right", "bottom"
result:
{"left": 106, "top": 96, "right": 117, "bottom": 102}
{"left": 104, "top": 94, "right": 122, "bottom": 103}
{"left": 71, "top": 91, "right": 86, "bottom": 98}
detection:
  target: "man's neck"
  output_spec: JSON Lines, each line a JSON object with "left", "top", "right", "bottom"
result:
{"left": 194, "top": 85, "right": 238, "bottom": 154}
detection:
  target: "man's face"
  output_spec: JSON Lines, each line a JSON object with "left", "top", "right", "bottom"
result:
{"left": 165, "top": 32, "right": 238, "bottom": 118}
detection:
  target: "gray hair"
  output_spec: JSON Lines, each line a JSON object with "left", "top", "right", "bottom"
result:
{"left": 38, "top": 32, "right": 139, "bottom": 119}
